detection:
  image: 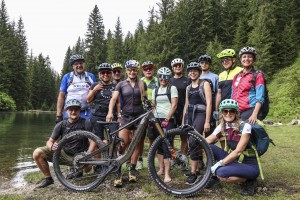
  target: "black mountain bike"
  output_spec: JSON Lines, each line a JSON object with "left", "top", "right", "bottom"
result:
{"left": 53, "top": 100, "right": 214, "bottom": 197}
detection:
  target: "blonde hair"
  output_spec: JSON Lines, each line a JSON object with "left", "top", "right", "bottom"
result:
{"left": 219, "top": 111, "right": 241, "bottom": 133}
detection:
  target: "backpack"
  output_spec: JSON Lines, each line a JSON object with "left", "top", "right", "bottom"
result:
{"left": 251, "top": 71, "right": 269, "bottom": 120}
{"left": 186, "top": 79, "right": 214, "bottom": 105}
{"left": 67, "top": 71, "right": 92, "bottom": 87}
{"left": 240, "top": 120, "right": 274, "bottom": 156}
{"left": 154, "top": 84, "right": 172, "bottom": 103}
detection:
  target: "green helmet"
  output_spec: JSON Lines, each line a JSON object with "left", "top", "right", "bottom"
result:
{"left": 217, "top": 49, "right": 236, "bottom": 58}
{"left": 219, "top": 99, "right": 239, "bottom": 112}
{"left": 111, "top": 63, "right": 123, "bottom": 70}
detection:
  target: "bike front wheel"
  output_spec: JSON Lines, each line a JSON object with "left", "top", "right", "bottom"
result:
{"left": 53, "top": 130, "right": 108, "bottom": 192}
{"left": 148, "top": 128, "right": 214, "bottom": 197}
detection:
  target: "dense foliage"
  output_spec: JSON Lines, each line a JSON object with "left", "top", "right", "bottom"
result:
{"left": 1, "top": 0, "right": 299, "bottom": 116}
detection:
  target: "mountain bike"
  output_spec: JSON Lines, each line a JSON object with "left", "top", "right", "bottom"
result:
{"left": 53, "top": 100, "right": 214, "bottom": 197}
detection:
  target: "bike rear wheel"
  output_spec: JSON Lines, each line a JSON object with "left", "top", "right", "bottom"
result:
{"left": 53, "top": 130, "right": 108, "bottom": 191}
{"left": 148, "top": 128, "right": 214, "bottom": 197}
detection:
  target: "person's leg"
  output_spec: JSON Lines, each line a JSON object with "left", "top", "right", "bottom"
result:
{"left": 164, "top": 158, "right": 171, "bottom": 183}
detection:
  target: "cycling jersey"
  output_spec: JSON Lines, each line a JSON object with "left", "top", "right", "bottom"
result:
{"left": 218, "top": 66, "right": 243, "bottom": 100}
{"left": 231, "top": 69, "right": 265, "bottom": 112}
{"left": 141, "top": 77, "right": 159, "bottom": 100}
{"left": 115, "top": 80, "right": 146, "bottom": 116}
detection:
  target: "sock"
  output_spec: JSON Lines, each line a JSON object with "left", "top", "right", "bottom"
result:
{"left": 130, "top": 164, "right": 136, "bottom": 171}
{"left": 138, "top": 156, "right": 143, "bottom": 162}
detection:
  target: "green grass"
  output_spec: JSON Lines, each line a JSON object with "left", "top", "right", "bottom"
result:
{"left": 1, "top": 125, "right": 299, "bottom": 200}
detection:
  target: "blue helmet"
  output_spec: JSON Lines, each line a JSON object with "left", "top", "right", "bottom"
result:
{"left": 70, "top": 54, "right": 85, "bottom": 66}
{"left": 125, "top": 60, "right": 139, "bottom": 68}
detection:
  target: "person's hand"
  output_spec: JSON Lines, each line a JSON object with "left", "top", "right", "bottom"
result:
{"left": 93, "top": 83, "right": 104, "bottom": 91}
{"left": 161, "top": 120, "right": 169, "bottom": 128}
{"left": 211, "top": 160, "right": 224, "bottom": 174}
{"left": 204, "top": 122, "right": 210, "bottom": 133}
{"left": 51, "top": 142, "right": 58, "bottom": 151}
{"left": 55, "top": 115, "right": 63, "bottom": 124}
{"left": 106, "top": 112, "right": 113, "bottom": 122}
{"left": 213, "top": 111, "right": 219, "bottom": 120}
{"left": 248, "top": 114, "right": 258, "bottom": 124}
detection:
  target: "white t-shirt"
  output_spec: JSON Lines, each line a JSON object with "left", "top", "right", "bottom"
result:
{"left": 152, "top": 85, "right": 178, "bottom": 118}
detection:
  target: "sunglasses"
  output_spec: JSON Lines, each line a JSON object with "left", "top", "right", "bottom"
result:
{"left": 221, "top": 58, "right": 232, "bottom": 63}
{"left": 100, "top": 70, "right": 112, "bottom": 75}
{"left": 158, "top": 74, "right": 171, "bottom": 80}
{"left": 200, "top": 61, "right": 209, "bottom": 65}
{"left": 113, "top": 69, "right": 122, "bottom": 74}
{"left": 222, "top": 109, "right": 236, "bottom": 115}
{"left": 126, "top": 68, "right": 138, "bottom": 73}
{"left": 68, "top": 107, "right": 80, "bottom": 112}
{"left": 173, "top": 64, "right": 182, "bottom": 68}
{"left": 142, "top": 67, "right": 154, "bottom": 72}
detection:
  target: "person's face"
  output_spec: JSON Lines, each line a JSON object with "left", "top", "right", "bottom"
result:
{"left": 221, "top": 109, "right": 237, "bottom": 122}
{"left": 200, "top": 61, "right": 210, "bottom": 71}
{"left": 112, "top": 69, "right": 122, "bottom": 81}
{"left": 221, "top": 57, "right": 236, "bottom": 70}
{"left": 126, "top": 67, "right": 138, "bottom": 79}
{"left": 142, "top": 65, "right": 155, "bottom": 79}
{"left": 158, "top": 74, "right": 170, "bottom": 87}
{"left": 240, "top": 54, "right": 255, "bottom": 68}
{"left": 67, "top": 106, "right": 80, "bottom": 120}
{"left": 72, "top": 61, "right": 85, "bottom": 74}
{"left": 188, "top": 69, "right": 200, "bottom": 80}
{"left": 99, "top": 70, "right": 112, "bottom": 83}
{"left": 172, "top": 63, "right": 183, "bottom": 74}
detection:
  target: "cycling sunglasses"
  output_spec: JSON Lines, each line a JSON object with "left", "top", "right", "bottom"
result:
{"left": 113, "top": 69, "right": 122, "bottom": 74}
{"left": 68, "top": 107, "right": 80, "bottom": 112}
{"left": 200, "top": 61, "right": 209, "bottom": 65}
{"left": 221, "top": 57, "right": 232, "bottom": 63}
{"left": 126, "top": 68, "right": 138, "bottom": 73}
{"left": 100, "top": 70, "right": 112, "bottom": 75}
{"left": 222, "top": 109, "right": 236, "bottom": 115}
{"left": 142, "top": 66, "right": 154, "bottom": 72}
{"left": 158, "top": 74, "right": 171, "bottom": 80}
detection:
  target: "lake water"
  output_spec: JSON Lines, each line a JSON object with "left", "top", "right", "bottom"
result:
{"left": 0, "top": 112, "right": 54, "bottom": 187}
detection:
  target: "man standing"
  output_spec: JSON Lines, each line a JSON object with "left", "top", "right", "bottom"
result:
{"left": 111, "top": 63, "right": 124, "bottom": 84}
{"left": 169, "top": 58, "right": 190, "bottom": 170}
{"left": 137, "top": 61, "right": 159, "bottom": 170}
{"left": 56, "top": 54, "right": 96, "bottom": 123}
{"left": 33, "top": 99, "right": 96, "bottom": 188}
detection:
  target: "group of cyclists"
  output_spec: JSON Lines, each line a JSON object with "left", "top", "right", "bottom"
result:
{"left": 33, "top": 46, "right": 267, "bottom": 196}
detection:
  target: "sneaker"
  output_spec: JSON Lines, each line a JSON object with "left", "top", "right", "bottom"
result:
{"left": 66, "top": 167, "right": 83, "bottom": 179}
{"left": 180, "top": 154, "right": 189, "bottom": 171}
{"left": 184, "top": 171, "right": 200, "bottom": 177}
{"left": 136, "top": 160, "right": 143, "bottom": 170}
{"left": 114, "top": 173, "right": 123, "bottom": 188}
{"left": 36, "top": 177, "right": 54, "bottom": 188}
{"left": 186, "top": 173, "right": 198, "bottom": 185}
{"left": 241, "top": 179, "right": 257, "bottom": 196}
{"left": 205, "top": 177, "right": 221, "bottom": 189}
{"left": 128, "top": 169, "right": 137, "bottom": 182}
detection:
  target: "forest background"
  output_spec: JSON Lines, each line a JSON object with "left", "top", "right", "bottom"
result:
{"left": 0, "top": 0, "right": 299, "bottom": 121}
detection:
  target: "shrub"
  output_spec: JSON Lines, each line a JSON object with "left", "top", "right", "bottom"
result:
{"left": 0, "top": 92, "right": 17, "bottom": 111}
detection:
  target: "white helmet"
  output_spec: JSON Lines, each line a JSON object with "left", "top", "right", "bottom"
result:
{"left": 239, "top": 46, "right": 257, "bottom": 57}
{"left": 157, "top": 67, "right": 172, "bottom": 79}
{"left": 171, "top": 58, "right": 184, "bottom": 67}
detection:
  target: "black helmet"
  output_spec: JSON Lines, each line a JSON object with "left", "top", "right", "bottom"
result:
{"left": 69, "top": 54, "right": 85, "bottom": 66}
{"left": 198, "top": 55, "right": 212, "bottom": 64}
{"left": 98, "top": 63, "right": 112, "bottom": 71}
{"left": 142, "top": 61, "right": 154, "bottom": 68}
{"left": 187, "top": 62, "right": 201, "bottom": 72}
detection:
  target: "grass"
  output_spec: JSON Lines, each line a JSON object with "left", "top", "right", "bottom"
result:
{"left": 1, "top": 125, "right": 300, "bottom": 200}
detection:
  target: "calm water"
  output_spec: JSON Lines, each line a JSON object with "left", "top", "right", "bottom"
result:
{"left": 0, "top": 112, "right": 54, "bottom": 187}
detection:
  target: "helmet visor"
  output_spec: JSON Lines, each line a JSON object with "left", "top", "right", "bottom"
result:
{"left": 158, "top": 74, "right": 171, "bottom": 80}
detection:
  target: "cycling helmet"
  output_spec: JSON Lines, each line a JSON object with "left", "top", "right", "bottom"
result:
{"left": 125, "top": 60, "right": 139, "bottom": 68}
{"left": 217, "top": 49, "right": 236, "bottom": 58}
{"left": 142, "top": 61, "right": 154, "bottom": 68}
{"left": 219, "top": 99, "right": 239, "bottom": 112}
{"left": 111, "top": 63, "right": 123, "bottom": 70}
{"left": 187, "top": 62, "right": 201, "bottom": 72}
{"left": 198, "top": 55, "right": 212, "bottom": 64}
{"left": 157, "top": 67, "right": 172, "bottom": 79}
{"left": 98, "top": 63, "right": 112, "bottom": 71}
{"left": 65, "top": 99, "right": 81, "bottom": 110}
{"left": 171, "top": 58, "right": 184, "bottom": 67}
{"left": 239, "top": 46, "right": 257, "bottom": 57}
{"left": 69, "top": 54, "right": 85, "bottom": 66}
